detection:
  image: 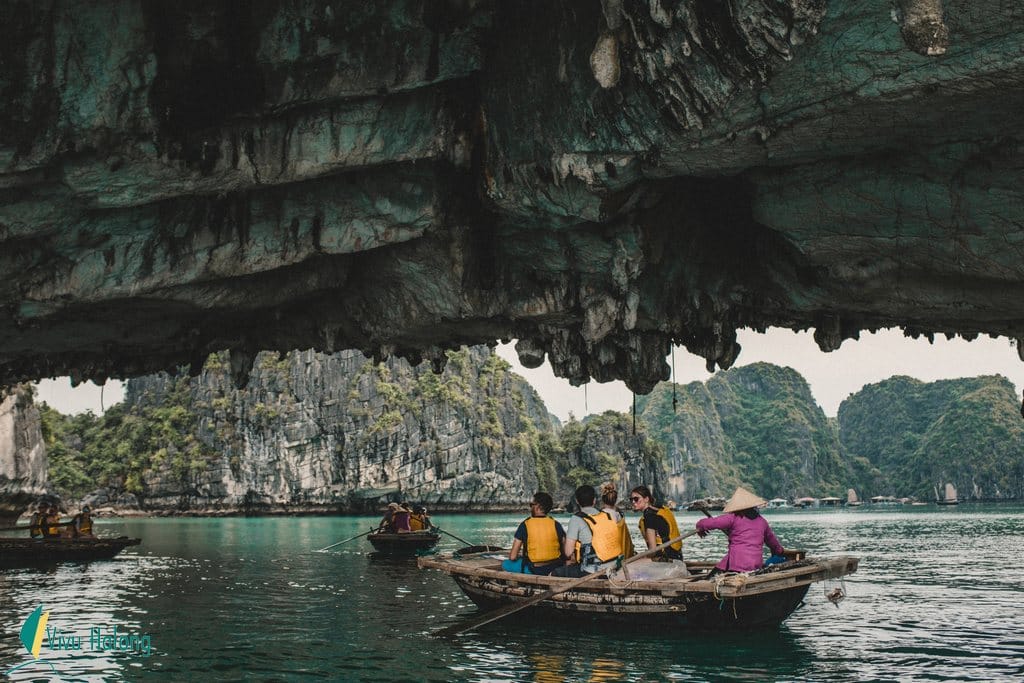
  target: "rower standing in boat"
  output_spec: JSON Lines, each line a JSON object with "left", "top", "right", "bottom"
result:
{"left": 29, "top": 503, "right": 47, "bottom": 539}
{"left": 552, "top": 485, "right": 623, "bottom": 578}
{"left": 504, "top": 492, "right": 565, "bottom": 575}
{"left": 71, "top": 506, "right": 96, "bottom": 539}
{"left": 695, "top": 486, "right": 786, "bottom": 577}
{"left": 631, "top": 485, "right": 683, "bottom": 561}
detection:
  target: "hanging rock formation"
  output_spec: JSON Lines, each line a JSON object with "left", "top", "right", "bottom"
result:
{"left": 0, "top": 0, "right": 1022, "bottom": 399}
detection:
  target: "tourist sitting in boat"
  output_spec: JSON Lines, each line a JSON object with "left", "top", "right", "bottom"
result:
{"left": 552, "top": 485, "right": 623, "bottom": 578}
{"left": 378, "top": 502, "right": 411, "bottom": 533}
{"left": 45, "top": 504, "right": 62, "bottom": 538}
{"left": 695, "top": 486, "right": 786, "bottom": 576}
{"left": 71, "top": 506, "right": 96, "bottom": 539}
{"left": 29, "top": 503, "right": 47, "bottom": 539}
{"left": 504, "top": 492, "right": 566, "bottom": 575}
{"left": 408, "top": 505, "right": 432, "bottom": 531}
{"left": 600, "top": 483, "right": 634, "bottom": 559}
{"left": 631, "top": 485, "right": 683, "bottom": 561}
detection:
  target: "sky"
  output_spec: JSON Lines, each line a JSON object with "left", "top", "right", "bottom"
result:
{"left": 33, "top": 327, "right": 1024, "bottom": 419}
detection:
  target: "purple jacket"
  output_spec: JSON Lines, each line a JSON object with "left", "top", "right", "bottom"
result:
{"left": 695, "top": 513, "right": 784, "bottom": 572}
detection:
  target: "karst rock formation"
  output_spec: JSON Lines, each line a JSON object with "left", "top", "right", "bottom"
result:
{"left": 1, "top": 0, "right": 1022, "bottom": 398}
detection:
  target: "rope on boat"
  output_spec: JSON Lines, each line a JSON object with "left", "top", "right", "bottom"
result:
{"left": 711, "top": 573, "right": 747, "bottom": 619}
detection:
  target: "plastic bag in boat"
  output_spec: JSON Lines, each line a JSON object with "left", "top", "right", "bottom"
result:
{"left": 610, "top": 558, "right": 689, "bottom": 581}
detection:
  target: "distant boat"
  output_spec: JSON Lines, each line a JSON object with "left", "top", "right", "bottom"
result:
{"left": 846, "top": 489, "right": 863, "bottom": 507}
{"left": 0, "top": 536, "right": 141, "bottom": 569}
{"left": 766, "top": 498, "right": 790, "bottom": 509}
{"left": 367, "top": 530, "right": 440, "bottom": 556}
{"left": 819, "top": 497, "right": 842, "bottom": 508}
{"left": 792, "top": 497, "right": 818, "bottom": 509}
{"left": 686, "top": 497, "right": 726, "bottom": 512}
{"left": 936, "top": 482, "right": 959, "bottom": 506}
{"left": 870, "top": 496, "right": 901, "bottom": 506}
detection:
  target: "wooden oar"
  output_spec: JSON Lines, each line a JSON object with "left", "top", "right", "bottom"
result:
{"left": 436, "top": 527, "right": 478, "bottom": 548}
{"left": 437, "top": 528, "right": 701, "bottom": 638}
{"left": 315, "top": 529, "right": 373, "bottom": 552}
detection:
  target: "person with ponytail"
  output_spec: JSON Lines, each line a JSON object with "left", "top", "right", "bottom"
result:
{"left": 601, "top": 483, "right": 634, "bottom": 559}
{"left": 630, "top": 485, "right": 683, "bottom": 561}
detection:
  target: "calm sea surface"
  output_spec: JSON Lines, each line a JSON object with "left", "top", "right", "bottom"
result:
{"left": 2, "top": 505, "right": 1023, "bottom": 682}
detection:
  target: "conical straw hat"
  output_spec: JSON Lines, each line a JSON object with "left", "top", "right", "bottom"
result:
{"left": 723, "top": 486, "right": 767, "bottom": 513}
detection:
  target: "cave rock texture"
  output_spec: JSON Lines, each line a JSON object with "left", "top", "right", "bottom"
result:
{"left": 1, "top": 0, "right": 1023, "bottom": 394}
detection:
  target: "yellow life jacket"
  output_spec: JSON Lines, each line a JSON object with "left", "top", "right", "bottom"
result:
{"left": 46, "top": 515, "right": 61, "bottom": 537}
{"left": 523, "top": 516, "right": 562, "bottom": 564}
{"left": 409, "top": 514, "right": 426, "bottom": 531}
{"left": 579, "top": 512, "right": 623, "bottom": 562}
{"left": 75, "top": 515, "right": 93, "bottom": 536}
{"left": 639, "top": 506, "right": 682, "bottom": 552}
{"left": 29, "top": 513, "right": 44, "bottom": 538}
{"left": 617, "top": 518, "right": 635, "bottom": 559}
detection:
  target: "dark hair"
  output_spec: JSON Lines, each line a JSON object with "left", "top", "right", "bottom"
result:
{"left": 630, "top": 485, "right": 655, "bottom": 506}
{"left": 574, "top": 485, "right": 597, "bottom": 507}
{"left": 600, "top": 483, "right": 618, "bottom": 507}
{"left": 532, "top": 492, "right": 554, "bottom": 514}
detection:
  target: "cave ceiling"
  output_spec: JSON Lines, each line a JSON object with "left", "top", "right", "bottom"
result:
{"left": 1, "top": 0, "right": 1023, "bottom": 395}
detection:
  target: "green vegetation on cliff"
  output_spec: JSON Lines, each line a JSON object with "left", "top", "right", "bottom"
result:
{"left": 36, "top": 354, "right": 1024, "bottom": 506}
{"left": 40, "top": 375, "right": 217, "bottom": 499}
{"left": 839, "top": 376, "right": 1024, "bottom": 500}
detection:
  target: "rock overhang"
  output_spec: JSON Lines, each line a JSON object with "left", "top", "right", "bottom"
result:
{"left": 1, "top": 0, "right": 1023, "bottom": 398}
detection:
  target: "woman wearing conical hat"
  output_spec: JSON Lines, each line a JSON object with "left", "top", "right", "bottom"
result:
{"left": 695, "top": 486, "right": 785, "bottom": 576}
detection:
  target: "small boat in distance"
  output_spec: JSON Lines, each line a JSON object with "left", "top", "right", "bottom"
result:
{"left": 870, "top": 495, "right": 901, "bottom": 506}
{"left": 420, "top": 550, "right": 859, "bottom": 630}
{"left": 765, "top": 498, "right": 790, "bottom": 509}
{"left": 819, "top": 497, "right": 842, "bottom": 508}
{"left": 936, "top": 483, "right": 959, "bottom": 506}
{"left": 0, "top": 536, "right": 141, "bottom": 569}
{"left": 367, "top": 529, "right": 440, "bottom": 556}
{"left": 846, "top": 489, "right": 863, "bottom": 507}
{"left": 686, "top": 497, "right": 726, "bottom": 512}
{"left": 792, "top": 497, "right": 818, "bottom": 508}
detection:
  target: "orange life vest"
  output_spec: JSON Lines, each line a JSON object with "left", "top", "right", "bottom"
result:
{"left": 29, "top": 513, "right": 44, "bottom": 538}
{"left": 523, "top": 516, "right": 562, "bottom": 564}
{"left": 617, "top": 517, "right": 635, "bottom": 558}
{"left": 578, "top": 511, "right": 623, "bottom": 563}
{"left": 409, "top": 514, "right": 426, "bottom": 531}
{"left": 639, "top": 506, "right": 682, "bottom": 552}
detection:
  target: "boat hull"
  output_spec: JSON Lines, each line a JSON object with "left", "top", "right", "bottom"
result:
{"left": 367, "top": 531, "right": 440, "bottom": 555}
{"left": 420, "top": 554, "right": 859, "bottom": 631}
{"left": 0, "top": 536, "right": 141, "bottom": 568}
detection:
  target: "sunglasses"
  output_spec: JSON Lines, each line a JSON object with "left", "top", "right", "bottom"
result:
{"left": 630, "top": 496, "right": 643, "bottom": 502}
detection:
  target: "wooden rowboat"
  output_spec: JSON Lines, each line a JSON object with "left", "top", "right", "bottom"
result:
{"left": 0, "top": 536, "right": 141, "bottom": 569}
{"left": 367, "top": 530, "right": 440, "bottom": 556}
{"left": 419, "top": 552, "right": 859, "bottom": 630}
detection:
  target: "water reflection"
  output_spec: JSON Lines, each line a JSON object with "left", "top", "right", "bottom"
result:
{"left": 1, "top": 508, "right": 1022, "bottom": 681}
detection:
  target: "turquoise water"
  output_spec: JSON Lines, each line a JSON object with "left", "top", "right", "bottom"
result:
{"left": 2, "top": 506, "right": 1023, "bottom": 682}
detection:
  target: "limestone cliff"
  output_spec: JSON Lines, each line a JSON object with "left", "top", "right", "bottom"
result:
{"left": 637, "top": 363, "right": 846, "bottom": 500}
{"left": 0, "top": 385, "right": 48, "bottom": 523}
{"left": 96, "top": 347, "right": 554, "bottom": 513}
{"left": 838, "top": 375, "right": 1024, "bottom": 500}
